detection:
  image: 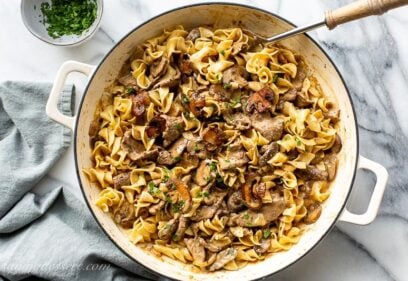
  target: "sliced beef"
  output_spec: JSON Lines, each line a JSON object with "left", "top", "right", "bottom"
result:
{"left": 208, "top": 248, "right": 237, "bottom": 271}
{"left": 222, "top": 66, "right": 248, "bottom": 88}
{"left": 218, "top": 149, "right": 248, "bottom": 171}
{"left": 146, "top": 116, "right": 166, "bottom": 139}
{"left": 161, "top": 115, "right": 184, "bottom": 147}
{"left": 254, "top": 239, "right": 270, "bottom": 255}
{"left": 225, "top": 112, "right": 251, "bottom": 130}
{"left": 185, "top": 237, "right": 206, "bottom": 263}
{"left": 152, "top": 65, "right": 181, "bottom": 89}
{"left": 172, "top": 216, "right": 189, "bottom": 241}
{"left": 157, "top": 138, "right": 188, "bottom": 166}
{"left": 118, "top": 74, "right": 138, "bottom": 88}
{"left": 158, "top": 218, "right": 178, "bottom": 240}
{"left": 296, "top": 165, "right": 328, "bottom": 181}
{"left": 250, "top": 112, "right": 284, "bottom": 142}
{"left": 304, "top": 203, "right": 322, "bottom": 224}
{"left": 121, "top": 131, "right": 159, "bottom": 161}
{"left": 324, "top": 153, "right": 338, "bottom": 181}
{"left": 113, "top": 200, "right": 135, "bottom": 229}
{"left": 209, "top": 84, "right": 231, "bottom": 101}
{"left": 131, "top": 91, "right": 150, "bottom": 117}
{"left": 259, "top": 142, "right": 279, "bottom": 166}
{"left": 113, "top": 172, "right": 131, "bottom": 189}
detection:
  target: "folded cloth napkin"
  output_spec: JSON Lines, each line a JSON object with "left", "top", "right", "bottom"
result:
{"left": 0, "top": 82, "right": 161, "bottom": 281}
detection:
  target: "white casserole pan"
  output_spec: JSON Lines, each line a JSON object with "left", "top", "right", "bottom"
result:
{"left": 45, "top": 3, "right": 388, "bottom": 280}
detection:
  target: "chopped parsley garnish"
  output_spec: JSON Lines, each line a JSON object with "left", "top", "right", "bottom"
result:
{"left": 243, "top": 213, "right": 250, "bottom": 220}
{"left": 172, "top": 200, "right": 185, "bottom": 213}
{"left": 148, "top": 182, "right": 160, "bottom": 195}
{"left": 181, "top": 94, "right": 190, "bottom": 105}
{"left": 273, "top": 74, "right": 279, "bottom": 83}
{"left": 172, "top": 233, "right": 178, "bottom": 241}
{"left": 215, "top": 172, "right": 224, "bottom": 183}
{"left": 194, "top": 143, "right": 200, "bottom": 152}
{"left": 40, "top": 0, "right": 97, "bottom": 39}
{"left": 263, "top": 229, "right": 271, "bottom": 239}
{"left": 295, "top": 137, "right": 302, "bottom": 146}
{"left": 205, "top": 175, "right": 212, "bottom": 182}
{"left": 175, "top": 123, "right": 183, "bottom": 131}
{"left": 126, "top": 87, "right": 135, "bottom": 94}
{"left": 198, "top": 191, "right": 210, "bottom": 198}
{"left": 220, "top": 50, "right": 225, "bottom": 56}
{"left": 223, "top": 83, "right": 231, "bottom": 89}
{"left": 162, "top": 175, "right": 169, "bottom": 183}
{"left": 164, "top": 192, "right": 172, "bottom": 203}
{"left": 173, "top": 156, "right": 181, "bottom": 162}
{"left": 209, "top": 161, "right": 217, "bottom": 172}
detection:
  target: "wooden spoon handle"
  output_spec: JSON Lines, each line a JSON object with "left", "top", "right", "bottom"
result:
{"left": 325, "top": 0, "right": 408, "bottom": 29}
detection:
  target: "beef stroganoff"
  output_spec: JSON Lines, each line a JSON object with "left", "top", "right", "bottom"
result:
{"left": 84, "top": 26, "right": 342, "bottom": 272}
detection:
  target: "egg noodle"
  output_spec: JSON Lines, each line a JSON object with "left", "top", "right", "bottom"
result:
{"left": 84, "top": 26, "right": 342, "bottom": 272}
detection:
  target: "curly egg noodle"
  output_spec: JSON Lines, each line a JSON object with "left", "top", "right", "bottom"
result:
{"left": 84, "top": 26, "right": 342, "bottom": 272}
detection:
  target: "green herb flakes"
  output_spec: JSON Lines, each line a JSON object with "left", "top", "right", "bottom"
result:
{"left": 263, "top": 229, "right": 271, "bottom": 239}
{"left": 172, "top": 200, "right": 185, "bottom": 213}
{"left": 209, "top": 161, "right": 217, "bottom": 172}
{"left": 223, "top": 83, "right": 231, "bottom": 89}
{"left": 148, "top": 182, "right": 160, "bottom": 195}
{"left": 126, "top": 87, "right": 135, "bottom": 94}
{"left": 40, "top": 0, "right": 98, "bottom": 39}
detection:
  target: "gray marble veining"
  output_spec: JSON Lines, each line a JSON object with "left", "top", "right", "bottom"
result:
{"left": 1, "top": 0, "right": 407, "bottom": 280}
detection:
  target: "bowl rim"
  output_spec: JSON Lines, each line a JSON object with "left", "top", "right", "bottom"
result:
{"left": 20, "top": 0, "right": 104, "bottom": 47}
{"left": 73, "top": 2, "right": 360, "bottom": 280}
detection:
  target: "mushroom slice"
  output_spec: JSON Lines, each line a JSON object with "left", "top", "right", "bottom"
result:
{"left": 202, "top": 127, "right": 226, "bottom": 150}
{"left": 131, "top": 91, "right": 150, "bottom": 117}
{"left": 304, "top": 203, "right": 322, "bottom": 224}
{"left": 185, "top": 237, "right": 206, "bottom": 263}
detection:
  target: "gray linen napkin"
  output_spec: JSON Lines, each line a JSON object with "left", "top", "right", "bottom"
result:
{"left": 0, "top": 82, "right": 160, "bottom": 281}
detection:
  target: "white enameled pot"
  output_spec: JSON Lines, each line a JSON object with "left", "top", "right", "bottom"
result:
{"left": 46, "top": 3, "right": 388, "bottom": 280}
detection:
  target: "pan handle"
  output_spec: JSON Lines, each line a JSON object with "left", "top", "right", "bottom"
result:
{"left": 339, "top": 155, "right": 388, "bottom": 225}
{"left": 46, "top": 60, "right": 95, "bottom": 130}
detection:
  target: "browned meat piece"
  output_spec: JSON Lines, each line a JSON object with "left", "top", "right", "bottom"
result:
{"left": 253, "top": 182, "right": 266, "bottom": 199}
{"left": 203, "top": 233, "right": 233, "bottom": 253}
{"left": 146, "top": 116, "right": 166, "bottom": 139}
{"left": 208, "top": 248, "right": 237, "bottom": 271}
{"left": 261, "top": 197, "right": 286, "bottom": 222}
{"left": 203, "top": 190, "right": 227, "bottom": 206}
{"left": 118, "top": 74, "right": 138, "bottom": 88}
{"left": 250, "top": 113, "right": 284, "bottom": 142}
{"left": 324, "top": 153, "right": 338, "bottom": 181}
{"left": 202, "top": 127, "right": 226, "bottom": 150}
{"left": 149, "top": 56, "right": 168, "bottom": 79}
{"left": 296, "top": 165, "right": 328, "bottom": 181}
{"left": 185, "top": 237, "right": 206, "bottom": 263}
{"left": 246, "top": 92, "right": 270, "bottom": 113}
{"left": 113, "top": 172, "right": 131, "bottom": 189}
{"left": 158, "top": 218, "right": 178, "bottom": 240}
{"left": 184, "top": 132, "right": 209, "bottom": 160}
{"left": 148, "top": 201, "right": 165, "bottom": 215}
{"left": 172, "top": 216, "right": 189, "bottom": 241}
{"left": 113, "top": 200, "right": 135, "bottom": 229}
{"left": 161, "top": 115, "right": 184, "bottom": 147}
{"left": 225, "top": 112, "right": 251, "bottom": 130}
{"left": 222, "top": 66, "right": 248, "bottom": 88}
{"left": 209, "top": 84, "right": 231, "bottom": 101}
{"left": 186, "top": 28, "right": 201, "bottom": 42}
{"left": 121, "top": 131, "right": 159, "bottom": 161}
{"left": 331, "top": 133, "right": 342, "bottom": 153}
{"left": 88, "top": 119, "right": 99, "bottom": 145}
{"left": 179, "top": 153, "right": 199, "bottom": 169}
{"left": 254, "top": 239, "right": 271, "bottom": 255}
{"left": 178, "top": 54, "right": 193, "bottom": 75}
{"left": 304, "top": 203, "right": 322, "bottom": 224}
{"left": 131, "top": 91, "right": 150, "bottom": 117}
{"left": 194, "top": 161, "right": 213, "bottom": 186}
{"left": 192, "top": 191, "right": 226, "bottom": 221}
{"left": 324, "top": 107, "right": 340, "bottom": 123}
{"left": 295, "top": 94, "right": 313, "bottom": 108}
{"left": 157, "top": 138, "right": 188, "bottom": 166}
{"left": 227, "top": 191, "right": 244, "bottom": 212}
{"left": 259, "top": 142, "right": 279, "bottom": 166}
{"left": 153, "top": 66, "right": 181, "bottom": 89}
{"left": 218, "top": 149, "right": 248, "bottom": 171}
{"left": 191, "top": 205, "right": 219, "bottom": 222}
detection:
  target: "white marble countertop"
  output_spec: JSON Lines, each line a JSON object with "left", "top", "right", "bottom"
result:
{"left": 1, "top": 0, "right": 407, "bottom": 280}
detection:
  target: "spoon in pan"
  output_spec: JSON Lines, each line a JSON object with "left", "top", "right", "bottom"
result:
{"left": 244, "top": 0, "right": 408, "bottom": 44}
